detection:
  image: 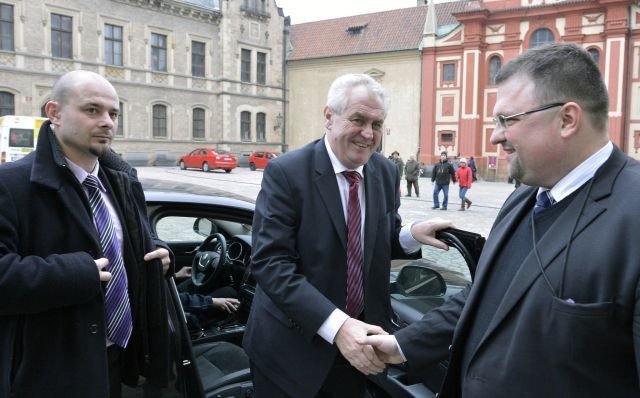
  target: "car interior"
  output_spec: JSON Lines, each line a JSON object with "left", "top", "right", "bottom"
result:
{"left": 141, "top": 195, "right": 484, "bottom": 398}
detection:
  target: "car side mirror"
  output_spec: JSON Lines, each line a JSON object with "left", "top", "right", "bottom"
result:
{"left": 395, "top": 265, "right": 446, "bottom": 297}
{"left": 193, "top": 218, "right": 217, "bottom": 237}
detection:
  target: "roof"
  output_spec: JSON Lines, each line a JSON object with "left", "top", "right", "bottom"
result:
{"left": 175, "top": 0, "right": 220, "bottom": 12}
{"left": 288, "top": 6, "right": 428, "bottom": 61}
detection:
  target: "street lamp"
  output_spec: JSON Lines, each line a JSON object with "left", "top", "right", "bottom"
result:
{"left": 274, "top": 113, "right": 283, "bottom": 130}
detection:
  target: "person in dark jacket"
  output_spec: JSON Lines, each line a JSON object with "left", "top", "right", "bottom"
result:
{"left": 404, "top": 154, "right": 420, "bottom": 197}
{"left": 431, "top": 151, "right": 456, "bottom": 210}
{"left": 0, "top": 70, "right": 172, "bottom": 398}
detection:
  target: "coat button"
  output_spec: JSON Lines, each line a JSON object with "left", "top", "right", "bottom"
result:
{"left": 88, "top": 323, "right": 98, "bottom": 334}
{"left": 448, "top": 345, "right": 452, "bottom": 351}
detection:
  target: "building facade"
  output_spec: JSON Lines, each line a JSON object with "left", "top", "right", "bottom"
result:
{"left": 0, "top": 0, "right": 286, "bottom": 165}
{"left": 420, "top": 0, "right": 640, "bottom": 179}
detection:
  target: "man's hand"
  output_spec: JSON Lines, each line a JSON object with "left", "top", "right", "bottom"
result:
{"left": 175, "top": 266, "right": 192, "bottom": 279}
{"left": 95, "top": 258, "right": 112, "bottom": 282}
{"left": 357, "top": 335, "right": 405, "bottom": 364}
{"left": 334, "top": 318, "right": 388, "bottom": 375}
{"left": 212, "top": 297, "right": 241, "bottom": 313}
{"left": 410, "top": 217, "right": 454, "bottom": 250}
{"left": 144, "top": 247, "right": 171, "bottom": 274}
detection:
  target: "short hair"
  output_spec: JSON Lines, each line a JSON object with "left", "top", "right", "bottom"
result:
{"left": 495, "top": 43, "right": 609, "bottom": 131}
{"left": 326, "top": 73, "right": 388, "bottom": 117}
{"left": 441, "top": 151, "right": 448, "bottom": 156}
{"left": 392, "top": 150, "right": 399, "bottom": 156}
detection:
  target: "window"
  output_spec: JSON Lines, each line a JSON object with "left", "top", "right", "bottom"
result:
{"left": 192, "top": 41, "right": 205, "bottom": 77}
{"left": 151, "top": 33, "right": 167, "bottom": 72}
{"left": 256, "top": 112, "right": 265, "bottom": 141}
{"left": 116, "top": 102, "right": 124, "bottom": 137}
{"left": 257, "top": 52, "right": 266, "bottom": 85}
{"left": 152, "top": 104, "right": 167, "bottom": 138}
{"left": 193, "top": 108, "right": 205, "bottom": 139}
{"left": 51, "top": 13, "right": 72, "bottom": 59}
{"left": 488, "top": 56, "right": 501, "bottom": 85}
{"left": 0, "top": 91, "right": 14, "bottom": 116}
{"left": 0, "top": 3, "right": 14, "bottom": 51}
{"left": 104, "top": 24, "right": 123, "bottom": 66}
{"left": 241, "top": 49, "right": 251, "bottom": 82}
{"left": 588, "top": 48, "right": 600, "bottom": 68}
{"left": 243, "top": 0, "right": 266, "bottom": 13}
{"left": 241, "top": 111, "right": 251, "bottom": 141}
{"left": 529, "top": 28, "right": 554, "bottom": 48}
{"left": 443, "top": 63, "right": 455, "bottom": 82}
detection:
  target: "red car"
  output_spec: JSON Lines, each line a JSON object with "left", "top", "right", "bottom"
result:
{"left": 248, "top": 150, "right": 279, "bottom": 171}
{"left": 178, "top": 148, "right": 238, "bottom": 173}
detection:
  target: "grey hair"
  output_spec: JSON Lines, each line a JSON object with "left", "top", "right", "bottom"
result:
{"left": 326, "top": 73, "right": 388, "bottom": 116}
{"left": 495, "top": 43, "right": 609, "bottom": 131}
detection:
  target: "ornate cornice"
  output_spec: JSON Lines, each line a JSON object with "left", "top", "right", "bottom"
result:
{"left": 111, "top": 0, "right": 222, "bottom": 23}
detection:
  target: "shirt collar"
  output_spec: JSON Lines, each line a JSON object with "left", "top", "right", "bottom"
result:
{"left": 66, "top": 158, "right": 106, "bottom": 192}
{"left": 541, "top": 141, "right": 612, "bottom": 202}
{"left": 323, "top": 135, "right": 365, "bottom": 177}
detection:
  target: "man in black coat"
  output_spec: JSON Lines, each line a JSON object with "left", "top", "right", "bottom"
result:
{"left": 360, "top": 43, "right": 640, "bottom": 397}
{"left": 0, "top": 70, "right": 172, "bottom": 398}
{"left": 431, "top": 151, "right": 456, "bottom": 210}
{"left": 243, "top": 73, "right": 452, "bottom": 397}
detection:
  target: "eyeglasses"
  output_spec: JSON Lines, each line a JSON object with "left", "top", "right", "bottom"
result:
{"left": 493, "top": 102, "right": 566, "bottom": 130}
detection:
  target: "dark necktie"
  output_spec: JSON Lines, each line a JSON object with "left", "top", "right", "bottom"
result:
{"left": 342, "top": 171, "right": 364, "bottom": 318}
{"left": 534, "top": 190, "right": 555, "bottom": 214}
{"left": 83, "top": 175, "right": 133, "bottom": 348}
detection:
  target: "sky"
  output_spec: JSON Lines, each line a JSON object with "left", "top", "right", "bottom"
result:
{"left": 275, "top": 0, "right": 420, "bottom": 24}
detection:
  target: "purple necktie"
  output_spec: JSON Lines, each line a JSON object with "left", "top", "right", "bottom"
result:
{"left": 342, "top": 171, "right": 364, "bottom": 318}
{"left": 83, "top": 175, "right": 132, "bottom": 348}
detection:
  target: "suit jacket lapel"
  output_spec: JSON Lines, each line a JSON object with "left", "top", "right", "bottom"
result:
{"left": 472, "top": 148, "right": 625, "bottom": 355}
{"left": 363, "top": 161, "right": 380, "bottom": 276}
{"left": 313, "top": 140, "right": 347, "bottom": 250}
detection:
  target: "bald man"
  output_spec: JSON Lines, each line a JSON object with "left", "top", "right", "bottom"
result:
{"left": 0, "top": 70, "right": 172, "bottom": 398}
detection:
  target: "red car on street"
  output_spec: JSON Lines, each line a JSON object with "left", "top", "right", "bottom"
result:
{"left": 248, "top": 150, "right": 279, "bottom": 171}
{"left": 179, "top": 148, "right": 238, "bottom": 173}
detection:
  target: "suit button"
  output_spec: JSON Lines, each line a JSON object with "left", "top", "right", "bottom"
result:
{"left": 448, "top": 345, "right": 452, "bottom": 351}
{"left": 88, "top": 323, "right": 98, "bottom": 334}
{"left": 435, "top": 394, "right": 439, "bottom": 398}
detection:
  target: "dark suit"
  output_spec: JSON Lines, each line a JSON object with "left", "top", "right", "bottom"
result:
{"left": 0, "top": 122, "right": 170, "bottom": 397}
{"left": 396, "top": 146, "right": 640, "bottom": 397}
{"left": 243, "top": 138, "right": 419, "bottom": 397}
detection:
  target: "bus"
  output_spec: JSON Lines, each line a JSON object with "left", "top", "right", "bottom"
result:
{"left": 0, "top": 115, "right": 47, "bottom": 164}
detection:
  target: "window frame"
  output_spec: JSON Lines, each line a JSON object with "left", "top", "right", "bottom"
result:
{"left": 152, "top": 104, "right": 168, "bottom": 138}
{"left": 0, "top": 3, "right": 14, "bottom": 51}
{"left": 443, "top": 63, "right": 455, "bottom": 82}
{"left": 104, "top": 23, "right": 123, "bottom": 66}
{"left": 191, "top": 40, "right": 206, "bottom": 77}
{"left": 241, "top": 111, "right": 251, "bottom": 141}
{"left": 256, "top": 112, "right": 266, "bottom": 142}
{"left": 151, "top": 32, "right": 167, "bottom": 72}
{"left": 192, "top": 107, "right": 205, "bottom": 139}
{"left": 51, "top": 13, "right": 73, "bottom": 59}
{"left": 241, "top": 49, "right": 251, "bottom": 83}
{"left": 256, "top": 51, "right": 266, "bottom": 85}
{"left": 0, "top": 91, "right": 14, "bottom": 116}
{"left": 529, "top": 28, "right": 555, "bottom": 49}
{"left": 488, "top": 56, "right": 501, "bottom": 85}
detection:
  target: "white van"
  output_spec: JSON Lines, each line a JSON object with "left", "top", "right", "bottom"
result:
{"left": 0, "top": 115, "right": 47, "bottom": 164}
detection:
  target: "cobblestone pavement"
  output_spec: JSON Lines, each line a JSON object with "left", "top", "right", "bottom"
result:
{"left": 138, "top": 166, "right": 518, "bottom": 283}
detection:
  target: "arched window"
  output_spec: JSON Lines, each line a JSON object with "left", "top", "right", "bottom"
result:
{"left": 0, "top": 91, "right": 14, "bottom": 116}
{"left": 529, "top": 28, "right": 554, "bottom": 48}
{"left": 256, "top": 112, "right": 266, "bottom": 142}
{"left": 241, "top": 111, "right": 251, "bottom": 141}
{"left": 488, "top": 56, "right": 501, "bottom": 85}
{"left": 587, "top": 48, "right": 600, "bottom": 69}
{"left": 152, "top": 104, "right": 167, "bottom": 138}
{"left": 192, "top": 107, "right": 205, "bottom": 139}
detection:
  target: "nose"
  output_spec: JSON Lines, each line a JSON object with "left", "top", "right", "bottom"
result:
{"left": 360, "top": 123, "right": 375, "bottom": 140}
{"left": 98, "top": 111, "right": 115, "bottom": 129}
{"left": 489, "top": 125, "right": 505, "bottom": 145}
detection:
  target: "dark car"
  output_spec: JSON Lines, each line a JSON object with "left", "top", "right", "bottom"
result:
{"left": 138, "top": 181, "right": 483, "bottom": 398}
{"left": 248, "top": 150, "right": 279, "bottom": 171}
{"left": 179, "top": 148, "right": 238, "bottom": 173}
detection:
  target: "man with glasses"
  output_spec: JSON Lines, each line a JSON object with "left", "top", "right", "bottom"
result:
{"left": 360, "top": 43, "right": 640, "bottom": 397}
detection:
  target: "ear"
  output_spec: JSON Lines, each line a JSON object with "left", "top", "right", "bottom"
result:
{"left": 44, "top": 101, "right": 61, "bottom": 126}
{"left": 323, "top": 105, "right": 333, "bottom": 130}
{"left": 559, "top": 102, "right": 581, "bottom": 139}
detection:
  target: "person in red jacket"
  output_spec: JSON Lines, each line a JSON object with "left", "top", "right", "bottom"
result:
{"left": 455, "top": 157, "right": 473, "bottom": 211}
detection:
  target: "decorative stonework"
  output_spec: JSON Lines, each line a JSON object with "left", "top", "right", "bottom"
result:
{"left": 112, "top": 0, "right": 222, "bottom": 23}
{"left": 192, "top": 78, "right": 207, "bottom": 89}
{"left": 52, "top": 59, "right": 74, "bottom": 72}
{"left": 152, "top": 73, "right": 168, "bottom": 84}
{"left": 0, "top": 52, "right": 16, "bottom": 66}
{"left": 105, "top": 66, "right": 125, "bottom": 79}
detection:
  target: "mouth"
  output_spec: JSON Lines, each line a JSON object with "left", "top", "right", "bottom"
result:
{"left": 352, "top": 141, "right": 370, "bottom": 150}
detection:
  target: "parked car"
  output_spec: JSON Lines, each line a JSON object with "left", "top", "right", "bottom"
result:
{"left": 139, "top": 180, "right": 483, "bottom": 398}
{"left": 179, "top": 148, "right": 238, "bottom": 173}
{"left": 248, "top": 150, "right": 279, "bottom": 171}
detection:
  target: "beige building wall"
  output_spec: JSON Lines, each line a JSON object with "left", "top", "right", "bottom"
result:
{"left": 0, "top": 0, "right": 286, "bottom": 165}
{"left": 287, "top": 50, "right": 422, "bottom": 160}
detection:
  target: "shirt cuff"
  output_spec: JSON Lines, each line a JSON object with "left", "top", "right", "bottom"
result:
{"left": 399, "top": 222, "right": 422, "bottom": 254}
{"left": 317, "top": 309, "right": 350, "bottom": 344}
{"left": 395, "top": 338, "right": 408, "bottom": 362}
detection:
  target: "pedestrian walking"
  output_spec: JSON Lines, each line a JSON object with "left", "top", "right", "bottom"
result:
{"left": 431, "top": 151, "right": 456, "bottom": 210}
{"left": 455, "top": 157, "right": 473, "bottom": 210}
{"left": 404, "top": 154, "right": 420, "bottom": 197}
{"left": 468, "top": 156, "right": 478, "bottom": 181}
{"left": 390, "top": 150, "right": 404, "bottom": 179}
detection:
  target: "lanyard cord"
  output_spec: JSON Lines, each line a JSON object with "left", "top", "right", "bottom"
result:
{"left": 530, "top": 178, "right": 595, "bottom": 299}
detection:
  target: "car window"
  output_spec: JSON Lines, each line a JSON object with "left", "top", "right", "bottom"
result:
{"left": 255, "top": 153, "right": 264, "bottom": 158}
{"left": 215, "top": 149, "right": 230, "bottom": 155}
{"left": 155, "top": 215, "right": 252, "bottom": 243}
{"left": 391, "top": 244, "right": 472, "bottom": 289}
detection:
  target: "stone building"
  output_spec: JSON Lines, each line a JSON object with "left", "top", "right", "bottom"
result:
{"left": 0, "top": 0, "right": 287, "bottom": 165}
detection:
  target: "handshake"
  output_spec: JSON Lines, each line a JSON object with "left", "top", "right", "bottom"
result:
{"left": 335, "top": 317, "right": 405, "bottom": 375}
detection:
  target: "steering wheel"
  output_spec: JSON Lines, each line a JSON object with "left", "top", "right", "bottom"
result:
{"left": 191, "top": 233, "right": 228, "bottom": 289}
